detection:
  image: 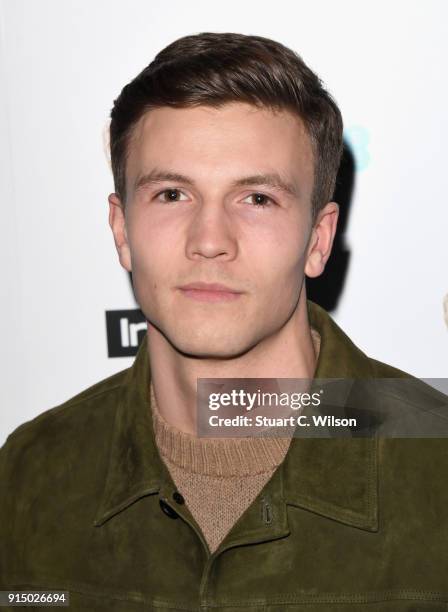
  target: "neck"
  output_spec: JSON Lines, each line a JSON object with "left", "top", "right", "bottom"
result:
{"left": 147, "top": 292, "right": 319, "bottom": 435}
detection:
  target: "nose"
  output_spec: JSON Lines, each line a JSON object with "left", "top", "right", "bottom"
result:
{"left": 185, "top": 200, "right": 238, "bottom": 261}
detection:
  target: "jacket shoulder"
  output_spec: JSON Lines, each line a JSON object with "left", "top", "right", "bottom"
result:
{"left": 0, "top": 366, "right": 132, "bottom": 527}
{"left": 0, "top": 365, "right": 134, "bottom": 581}
{"left": 369, "top": 355, "right": 448, "bottom": 401}
{"left": 1, "top": 366, "right": 130, "bottom": 450}
{"left": 363, "top": 356, "right": 448, "bottom": 432}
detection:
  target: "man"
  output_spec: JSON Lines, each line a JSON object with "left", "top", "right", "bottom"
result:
{"left": 1, "top": 32, "right": 448, "bottom": 611}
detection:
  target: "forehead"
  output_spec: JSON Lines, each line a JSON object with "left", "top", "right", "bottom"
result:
{"left": 125, "top": 102, "right": 314, "bottom": 197}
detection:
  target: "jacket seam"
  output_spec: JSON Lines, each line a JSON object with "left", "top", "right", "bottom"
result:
{"left": 204, "top": 589, "right": 448, "bottom": 606}
{"left": 365, "top": 436, "right": 377, "bottom": 524}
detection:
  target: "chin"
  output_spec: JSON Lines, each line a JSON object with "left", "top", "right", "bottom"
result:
{"left": 172, "top": 334, "right": 253, "bottom": 361}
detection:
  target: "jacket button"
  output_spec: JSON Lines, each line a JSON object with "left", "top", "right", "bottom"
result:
{"left": 172, "top": 491, "right": 185, "bottom": 505}
{"left": 159, "top": 499, "right": 179, "bottom": 519}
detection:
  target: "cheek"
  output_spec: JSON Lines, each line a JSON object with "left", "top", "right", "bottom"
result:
{"left": 128, "top": 224, "right": 172, "bottom": 285}
{"left": 248, "top": 224, "right": 308, "bottom": 286}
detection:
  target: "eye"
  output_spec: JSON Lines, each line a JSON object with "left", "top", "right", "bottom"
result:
{"left": 154, "top": 188, "right": 189, "bottom": 203}
{"left": 242, "top": 193, "right": 275, "bottom": 208}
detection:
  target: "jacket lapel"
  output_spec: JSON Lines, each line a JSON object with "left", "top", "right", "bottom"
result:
{"left": 93, "top": 335, "right": 166, "bottom": 527}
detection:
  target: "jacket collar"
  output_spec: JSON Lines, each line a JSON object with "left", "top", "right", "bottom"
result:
{"left": 94, "top": 299, "right": 378, "bottom": 533}
{"left": 93, "top": 328, "right": 168, "bottom": 526}
{"left": 282, "top": 300, "right": 378, "bottom": 532}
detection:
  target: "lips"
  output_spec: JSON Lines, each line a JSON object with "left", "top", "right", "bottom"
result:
{"left": 178, "top": 282, "right": 243, "bottom": 293}
{"left": 177, "top": 281, "right": 244, "bottom": 303}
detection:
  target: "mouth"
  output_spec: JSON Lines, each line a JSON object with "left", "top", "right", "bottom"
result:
{"left": 177, "top": 282, "right": 244, "bottom": 303}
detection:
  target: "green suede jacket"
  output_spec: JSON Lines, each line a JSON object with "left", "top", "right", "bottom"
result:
{"left": 1, "top": 300, "right": 448, "bottom": 611}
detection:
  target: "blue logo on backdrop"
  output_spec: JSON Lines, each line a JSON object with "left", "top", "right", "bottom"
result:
{"left": 344, "top": 126, "right": 370, "bottom": 171}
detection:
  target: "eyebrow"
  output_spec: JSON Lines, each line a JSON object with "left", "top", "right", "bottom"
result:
{"left": 133, "top": 169, "right": 300, "bottom": 198}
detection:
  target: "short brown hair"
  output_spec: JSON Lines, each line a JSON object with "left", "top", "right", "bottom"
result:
{"left": 109, "top": 32, "right": 343, "bottom": 221}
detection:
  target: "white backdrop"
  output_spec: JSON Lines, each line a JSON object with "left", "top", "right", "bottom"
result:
{"left": 1, "top": 0, "right": 447, "bottom": 446}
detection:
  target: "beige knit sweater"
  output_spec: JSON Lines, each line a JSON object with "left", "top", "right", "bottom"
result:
{"left": 150, "top": 328, "right": 321, "bottom": 554}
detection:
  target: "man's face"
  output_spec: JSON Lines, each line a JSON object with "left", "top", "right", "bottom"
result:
{"left": 111, "top": 102, "right": 318, "bottom": 358}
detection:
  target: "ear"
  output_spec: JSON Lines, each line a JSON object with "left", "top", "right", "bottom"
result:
{"left": 304, "top": 201, "right": 339, "bottom": 278}
{"left": 108, "top": 193, "right": 132, "bottom": 272}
